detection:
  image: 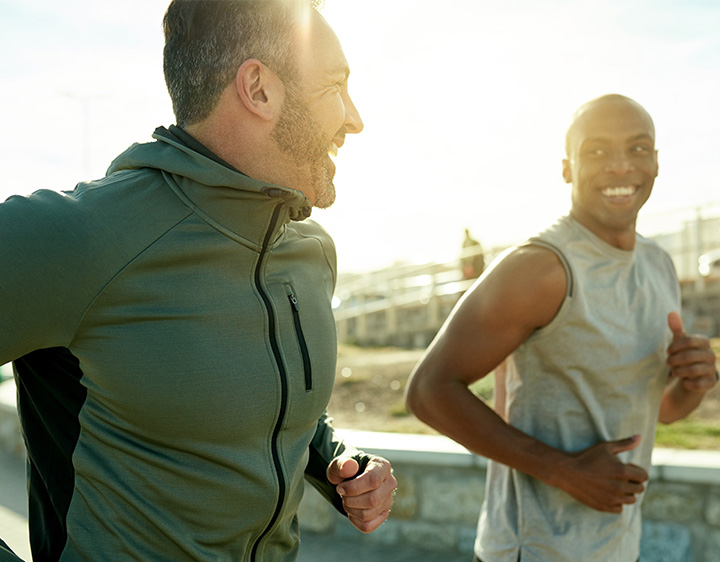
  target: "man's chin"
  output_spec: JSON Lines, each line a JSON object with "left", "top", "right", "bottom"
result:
{"left": 313, "top": 185, "right": 336, "bottom": 209}
{"left": 310, "top": 164, "right": 336, "bottom": 209}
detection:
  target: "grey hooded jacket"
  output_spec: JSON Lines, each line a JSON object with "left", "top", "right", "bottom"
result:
{"left": 0, "top": 126, "right": 363, "bottom": 562}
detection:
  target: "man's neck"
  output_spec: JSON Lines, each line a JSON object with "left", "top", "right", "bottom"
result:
{"left": 169, "top": 125, "right": 244, "bottom": 175}
{"left": 570, "top": 211, "right": 637, "bottom": 251}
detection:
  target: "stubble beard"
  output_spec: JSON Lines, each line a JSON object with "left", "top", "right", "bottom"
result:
{"left": 271, "top": 85, "right": 336, "bottom": 209}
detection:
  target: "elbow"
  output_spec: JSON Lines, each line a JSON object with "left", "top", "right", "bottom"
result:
{"left": 404, "top": 369, "right": 440, "bottom": 424}
{"left": 403, "top": 378, "right": 420, "bottom": 418}
{"left": 404, "top": 372, "right": 428, "bottom": 420}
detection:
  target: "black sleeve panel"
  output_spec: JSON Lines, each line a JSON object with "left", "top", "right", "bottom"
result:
{"left": 303, "top": 413, "right": 370, "bottom": 516}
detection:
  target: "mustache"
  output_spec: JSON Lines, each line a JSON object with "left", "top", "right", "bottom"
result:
{"left": 334, "top": 128, "right": 347, "bottom": 144}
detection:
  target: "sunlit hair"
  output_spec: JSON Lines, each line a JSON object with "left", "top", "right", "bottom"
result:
{"left": 163, "top": 0, "right": 323, "bottom": 127}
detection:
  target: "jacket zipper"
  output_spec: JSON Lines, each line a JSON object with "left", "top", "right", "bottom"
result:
{"left": 250, "top": 204, "right": 288, "bottom": 562}
{"left": 288, "top": 293, "right": 313, "bottom": 391}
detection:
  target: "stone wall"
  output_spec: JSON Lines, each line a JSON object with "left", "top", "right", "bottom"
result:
{"left": 2, "top": 380, "right": 720, "bottom": 560}
{"left": 299, "top": 429, "right": 720, "bottom": 562}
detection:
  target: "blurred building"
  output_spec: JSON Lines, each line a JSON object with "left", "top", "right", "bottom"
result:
{"left": 334, "top": 208, "right": 720, "bottom": 347}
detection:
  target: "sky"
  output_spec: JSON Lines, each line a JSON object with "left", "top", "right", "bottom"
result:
{"left": 1, "top": 0, "right": 719, "bottom": 273}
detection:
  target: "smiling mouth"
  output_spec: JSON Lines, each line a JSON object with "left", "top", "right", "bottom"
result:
{"left": 601, "top": 185, "right": 637, "bottom": 198}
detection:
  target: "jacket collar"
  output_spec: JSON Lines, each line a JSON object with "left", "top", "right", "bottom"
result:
{"left": 107, "top": 127, "right": 313, "bottom": 248}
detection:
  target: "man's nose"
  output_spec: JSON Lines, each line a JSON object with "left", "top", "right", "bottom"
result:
{"left": 343, "top": 92, "right": 364, "bottom": 134}
{"left": 605, "top": 151, "right": 633, "bottom": 174}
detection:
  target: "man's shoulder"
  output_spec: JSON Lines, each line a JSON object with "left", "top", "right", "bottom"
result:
{"left": 0, "top": 188, "right": 82, "bottom": 248}
{"left": 0, "top": 172, "right": 197, "bottom": 294}
{"left": 635, "top": 234, "right": 677, "bottom": 279}
{"left": 635, "top": 232, "right": 670, "bottom": 255}
{"left": 1, "top": 170, "right": 185, "bottom": 245}
{"left": 502, "top": 244, "right": 568, "bottom": 288}
{"left": 479, "top": 243, "right": 568, "bottom": 314}
{"left": 288, "top": 218, "right": 334, "bottom": 244}
{"left": 285, "top": 218, "right": 337, "bottom": 274}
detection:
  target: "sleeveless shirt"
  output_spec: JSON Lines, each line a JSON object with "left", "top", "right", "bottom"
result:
{"left": 475, "top": 215, "right": 680, "bottom": 562}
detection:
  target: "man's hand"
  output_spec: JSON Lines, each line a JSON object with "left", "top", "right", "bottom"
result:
{"left": 667, "top": 312, "right": 718, "bottom": 392}
{"left": 556, "top": 435, "right": 648, "bottom": 513}
{"left": 326, "top": 455, "right": 397, "bottom": 533}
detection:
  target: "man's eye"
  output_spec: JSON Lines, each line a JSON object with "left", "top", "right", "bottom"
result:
{"left": 631, "top": 145, "right": 650, "bottom": 153}
{"left": 585, "top": 148, "right": 605, "bottom": 157}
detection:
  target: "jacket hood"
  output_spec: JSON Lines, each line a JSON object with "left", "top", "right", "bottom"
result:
{"left": 106, "top": 127, "right": 313, "bottom": 222}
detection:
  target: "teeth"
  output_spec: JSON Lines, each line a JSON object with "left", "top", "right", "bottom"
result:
{"left": 328, "top": 142, "right": 339, "bottom": 157}
{"left": 602, "top": 186, "right": 636, "bottom": 197}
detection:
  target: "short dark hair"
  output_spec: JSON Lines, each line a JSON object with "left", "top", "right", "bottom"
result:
{"left": 163, "top": 0, "right": 321, "bottom": 127}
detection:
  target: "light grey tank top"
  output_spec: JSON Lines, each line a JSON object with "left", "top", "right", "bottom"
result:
{"left": 476, "top": 215, "right": 680, "bottom": 562}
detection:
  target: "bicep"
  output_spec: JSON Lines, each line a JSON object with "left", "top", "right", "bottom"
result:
{"left": 413, "top": 246, "right": 567, "bottom": 387}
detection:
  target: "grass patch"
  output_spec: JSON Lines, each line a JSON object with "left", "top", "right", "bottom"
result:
{"left": 390, "top": 400, "right": 409, "bottom": 417}
{"left": 469, "top": 375, "right": 495, "bottom": 402}
{"left": 329, "top": 342, "right": 720, "bottom": 447}
{"left": 655, "top": 420, "right": 720, "bottom": 450}
{"left": 335, "top": 376, "right": 369, "bottom": 386}
{"left": 710, "top": 338, "right": 720, "bottom": 355}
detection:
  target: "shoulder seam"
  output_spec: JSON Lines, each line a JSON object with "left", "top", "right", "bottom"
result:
{"left": 526, "top": 239, "right": 574, "bottom": 298}
{"left": 68, "top": 209, "right": 194, "bottom": 348}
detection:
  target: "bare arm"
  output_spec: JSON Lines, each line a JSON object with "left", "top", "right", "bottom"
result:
{"left": 658, "top": 312, "right": 718, "bottom": 424}
{"left": 405, "top": 246, "right": 648, "bottom": 513}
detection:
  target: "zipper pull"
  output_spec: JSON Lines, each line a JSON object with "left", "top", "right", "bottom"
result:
{"left": 288, "top": 294, "right": 299, "bottom": 311}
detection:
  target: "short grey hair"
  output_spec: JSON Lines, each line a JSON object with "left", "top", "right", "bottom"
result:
{"left": 163, "top": 0, "right": 323, "bottom": 127}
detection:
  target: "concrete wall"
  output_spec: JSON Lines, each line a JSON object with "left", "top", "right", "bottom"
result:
{"left": 2, "top": 381, "right": 720, "bottom": 561}
{"left": 300, "top": 429, "right": 720, "bottom": 562}
{"left": 0, "top": 379, "right": 24, "bottom": 459}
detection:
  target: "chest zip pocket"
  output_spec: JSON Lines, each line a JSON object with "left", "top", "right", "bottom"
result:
{"left": 288, "top": 292, "right": 313, "bottom": 391}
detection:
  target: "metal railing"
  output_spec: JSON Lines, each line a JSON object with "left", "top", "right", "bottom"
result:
{"left": 334, "top": 205, "right": 720, "bottom": 346}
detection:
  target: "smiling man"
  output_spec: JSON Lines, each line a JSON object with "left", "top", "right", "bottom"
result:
{"left": 563, "top": 95, "right": 658, "bottom": 243}
{"left": 405, "top": 94, "right": 717, "bottom": 562}
{"left": 0, "top": 2, "right": 396, "bottom": 562}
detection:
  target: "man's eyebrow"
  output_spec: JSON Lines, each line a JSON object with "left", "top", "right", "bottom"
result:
{"left": 629, "top": 134, "right": 655, "bottom": 143}
{"left": 329, "top": 65, "right": 350, "bottom": 81}
{"left": 580, "top": 134, "right": 655, "bottom": 145}
{"left": 579, "top": 137, "right": 609, "bottom": 146}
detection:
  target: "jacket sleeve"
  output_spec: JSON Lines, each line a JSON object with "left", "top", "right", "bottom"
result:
{"left": 0, "top": 190, "right": 92, "bottom": 364}
{"left": 304, "top": 412, "right": 370, "bottom": 515}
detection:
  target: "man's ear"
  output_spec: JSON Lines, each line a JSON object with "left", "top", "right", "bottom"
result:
{"left": 562, "top": 158, "right": 573, "bottom": 184}
{"left": 235, "top": 59, "right": 282, "bottom": 121}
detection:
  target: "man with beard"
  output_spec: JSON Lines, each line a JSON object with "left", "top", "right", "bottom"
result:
{"left": 405, "top": 94, "right": 718, "bottom": 562}
{"left": 0, "top": 2, "right": 396, "bottom": 561}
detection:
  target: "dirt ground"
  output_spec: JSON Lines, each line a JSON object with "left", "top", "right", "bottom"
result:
{"left": 327, "top": 341, "right": 720, "bottom": 443}
{"left": 327, "top": 345, "right": 429, "bottom": 434}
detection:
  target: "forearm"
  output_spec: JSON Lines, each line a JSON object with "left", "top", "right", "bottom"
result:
{"left": 658, "top": 376, "right": 709, "bottom": 424}
{"left": 406, "top": 377, "right": 569, "bottom": 488}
